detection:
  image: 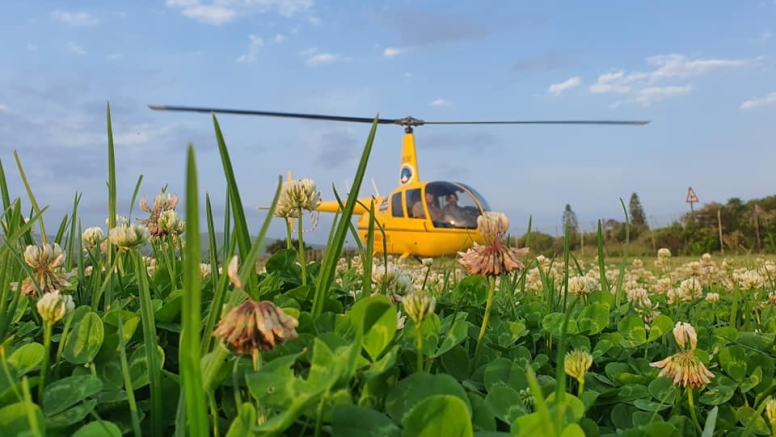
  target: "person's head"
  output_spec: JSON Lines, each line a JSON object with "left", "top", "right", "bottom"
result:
{"left": 448, "top": 193, "right": 458, "bottom": 205}
{"left": 425, "top": 192, "right": 434, "bottom": 203}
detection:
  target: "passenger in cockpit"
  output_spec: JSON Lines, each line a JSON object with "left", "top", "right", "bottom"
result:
{"left": 443, "top": 192, "right": 465, "bottom": 224}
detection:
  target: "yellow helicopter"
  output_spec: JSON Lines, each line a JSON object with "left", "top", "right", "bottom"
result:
{"left": 148, "top": 104, "right": 649, "bottom": 259}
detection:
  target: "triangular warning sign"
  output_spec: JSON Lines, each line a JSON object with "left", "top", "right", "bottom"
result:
{"left": 686, "top": 187, "right": 698, "bottom": 203}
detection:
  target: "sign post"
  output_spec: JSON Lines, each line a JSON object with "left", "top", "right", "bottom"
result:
{"left": 686, "top": 187, "right": 698, "bottom": 212}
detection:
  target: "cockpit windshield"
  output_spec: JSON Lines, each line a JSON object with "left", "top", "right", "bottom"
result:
{"left": 423, "top": 181, "right": 490, "bottom": 229}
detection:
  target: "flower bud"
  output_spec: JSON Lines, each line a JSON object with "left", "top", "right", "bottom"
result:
{"left": 109, "top": 224, "right": 150, "bottom": 250}
{"left": 36, "top": 290, "right": 74, "bottom": 324}
{"left": 402, "top": 292, "right": 435, "bottom": 326}
{"left": 565, "top": 349, "right": 593, "bottom": 383}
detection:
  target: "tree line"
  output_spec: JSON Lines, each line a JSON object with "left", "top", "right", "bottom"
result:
{"left": 515, "top": 193, "right": 776, "bottom": 258}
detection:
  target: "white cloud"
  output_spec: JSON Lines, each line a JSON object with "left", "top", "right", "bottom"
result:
{"left": 301, "top": 47, "right": 349, "bottom": 66}
{"left": 51, "top": 10, "right": 100, "bottom": 26}
{"left": 0, "top": 104, "right": 8, "bottom": 112}
{"left": 588, "top": 53, "right": 760, "bottom": 107}
{"left": 383, "top": 47, "right": 405, "bottom": 57}
{"left": 548, "top": 77, "right": 581, "bottom": 95}
{"left": 106, "top": 53, "right": 122, "bottom": 60}
{"left": 740, "top": 91, "right": 776, "bottom": 110}
{"left": 181, "top": 5, "right": 237, "bottom": 25}
{"left": 273, "top": 33, "right": 285, "bottom": 43}
{"left": 166, "top": 0, "right": 314, "bottom": 25}
{"left": 27, "top": 43, "right": 38, "bottom": 51}
{"left": 632, "top": 85, "right": 692, "bottom": 106}
{"left": 66, "top": 42, "right": 87, "bottom": 55}
{"left": 236, "top": 34, "right": 264, "bottom": 63}
{"left": 645, "top": 54, "right": 759, "bottom": 82}
{"left": 430, "top": 98, "right": 453, "bottom": 107}
{"left": 306, "top": 53, "right": 337, "bottom": 66}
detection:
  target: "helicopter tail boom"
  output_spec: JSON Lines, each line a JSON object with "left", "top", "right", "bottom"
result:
{"left": 316, "top": 198, "right": 374, "bottom": 215}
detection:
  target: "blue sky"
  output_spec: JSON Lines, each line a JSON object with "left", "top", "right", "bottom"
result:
{"left": 1, "top": 0, "right": 775, "bottom": 243}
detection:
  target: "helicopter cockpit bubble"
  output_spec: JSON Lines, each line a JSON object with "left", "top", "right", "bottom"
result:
{"left": 425, "top": 181, "right": 488, "bottom": 229}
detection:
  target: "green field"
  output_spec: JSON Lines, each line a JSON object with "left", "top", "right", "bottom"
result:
{"left": 1, "top": 109, "right": 775, "bottom": 437}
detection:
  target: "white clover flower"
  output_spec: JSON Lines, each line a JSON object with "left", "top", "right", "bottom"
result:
{"left": 200, "top": 263, "right": 212, "bottom": 279}
{"left": 736, "top": 270, "right": 764, "bottom": 291}
{"left": 673, "top": 321, "right": 698, "bottom": 351}
{"left": 157, "top": 210, "right": 185, "bottom": 236}
{"left": 109, "top": 224, "right": 150, "bottom": 250}
{"left": 657, "top": 248, "right": 671, "bottom": 259}
{"left": 24, "top": 243, "right": 64, "bottom": 271}
{"left": 477, "top": 211, "right": 509, "bottom": 241}
{"left": 36, "top": 290, "right": 75, "bottom": 324}
{"left": 82, "top": 227, "right": 105, "bottom": 250}
{"left": 568, "top": 275, "right": 595, "bottom": 295}
{"left": 654, "top": 278, "right": 673, "bottom": 295}
{"left": 678, "top": 278, "right": 702, "bottom": 301}
{"left": 275, "top": 179, "right": 321, "bottom": 218}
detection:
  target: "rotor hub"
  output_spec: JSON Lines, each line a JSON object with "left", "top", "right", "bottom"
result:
{"left": 393, "top": 116, "right": 426, "bottom": 127}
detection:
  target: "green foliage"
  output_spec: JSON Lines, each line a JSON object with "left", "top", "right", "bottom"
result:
{"left": 517, "top": 193, "right": 776, "bottom": 257}
{"left": 3, "top": 104, "right": 776, "bottom": 437}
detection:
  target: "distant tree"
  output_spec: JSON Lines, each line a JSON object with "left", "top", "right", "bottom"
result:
{"left": 629, "top": 192, "right": 647, "bottom": 228}
{"left": 563, "top": 204, "right": 578, "bottom": 234}
{"left": 266, "top": 238, "right": 311, "bottom": 255}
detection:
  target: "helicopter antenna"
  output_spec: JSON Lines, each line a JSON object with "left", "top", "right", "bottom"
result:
{"left": 371, "top": 177, "right": 380, "bottom": 197}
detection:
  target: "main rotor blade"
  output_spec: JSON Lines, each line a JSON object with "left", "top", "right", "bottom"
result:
{"left": 422, "top": 120, "right": 650, "bottom": 125}
{"left": 148, "top": 104, "right": 398, "bottom": 124}
{"left": 148, "top": 104, "right": 650, "bottom": 126}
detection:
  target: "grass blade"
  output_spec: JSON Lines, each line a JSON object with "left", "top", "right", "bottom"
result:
{"left": 312, "top": 114, "right": 379, "bottom": 317}
{"left": 211, "top": 115, "right": 251, "bottom": 262}
{"left": 65, "top": 193, "right": 81, "bottom": 270}
{"left": 133, "top": 250, "right": 164, "bottom": 436}
{"left": 181, "top": 145, "right": 209, "bottom": 436}
{"left": 200, "top": 193, "right": 225, "bottom": 355}
{"left": 0, "top": 159, "right": 11, "bottom": 213}
{"left": 105, "top": 102, "right": 118, "bottom": 311}
{"left": 128, "top": 175, "right": 144, "bottom": 221}
{"left": 13, "top": 151, "right": 47, "bottom": 244}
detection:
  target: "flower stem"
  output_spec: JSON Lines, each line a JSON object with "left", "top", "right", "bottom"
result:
{"left": 38, "top": 321, "right": 53, "bottom": 400}
{"left": 687, "top": 388, "right": 702, "bottom": 433}
{"left": 415, "top": 326, "right": 424, "bottom": 373}
{"left": 314, "top": 391, "right": 328, "bottom": 437}
{"left": 577, "top": 377, "right": 585, "bottom": 398}
{"left": 475, "top": 276, "right": 497, "bottom": 362}
{"left": 297, "top": 210, "right": 307, "bottom": 286}
{"left": 252, "top": 349, "right": 266, "bottom": 426}
{"left": 285, "top": 219, "right": 292, "bottom": 250}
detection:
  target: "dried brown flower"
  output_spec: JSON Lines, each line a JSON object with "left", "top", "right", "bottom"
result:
{"left": 650, "top": 350, "right": 714, "bottom": 388}
{"left": 137, "top": 192, "right": 181, "bottom": 238}
{"left": 457, "top": 212, "right": 529, "bottom": 277}
{"left": 212, "top": 299, "right": 299, "bottom": 355}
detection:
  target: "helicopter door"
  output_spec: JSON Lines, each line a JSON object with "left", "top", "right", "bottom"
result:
{"left": 405, "top": 189, "right": 424, "bottom": 219}
{"left": 391, "top": 192, "right": 404, "bottom": 218}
